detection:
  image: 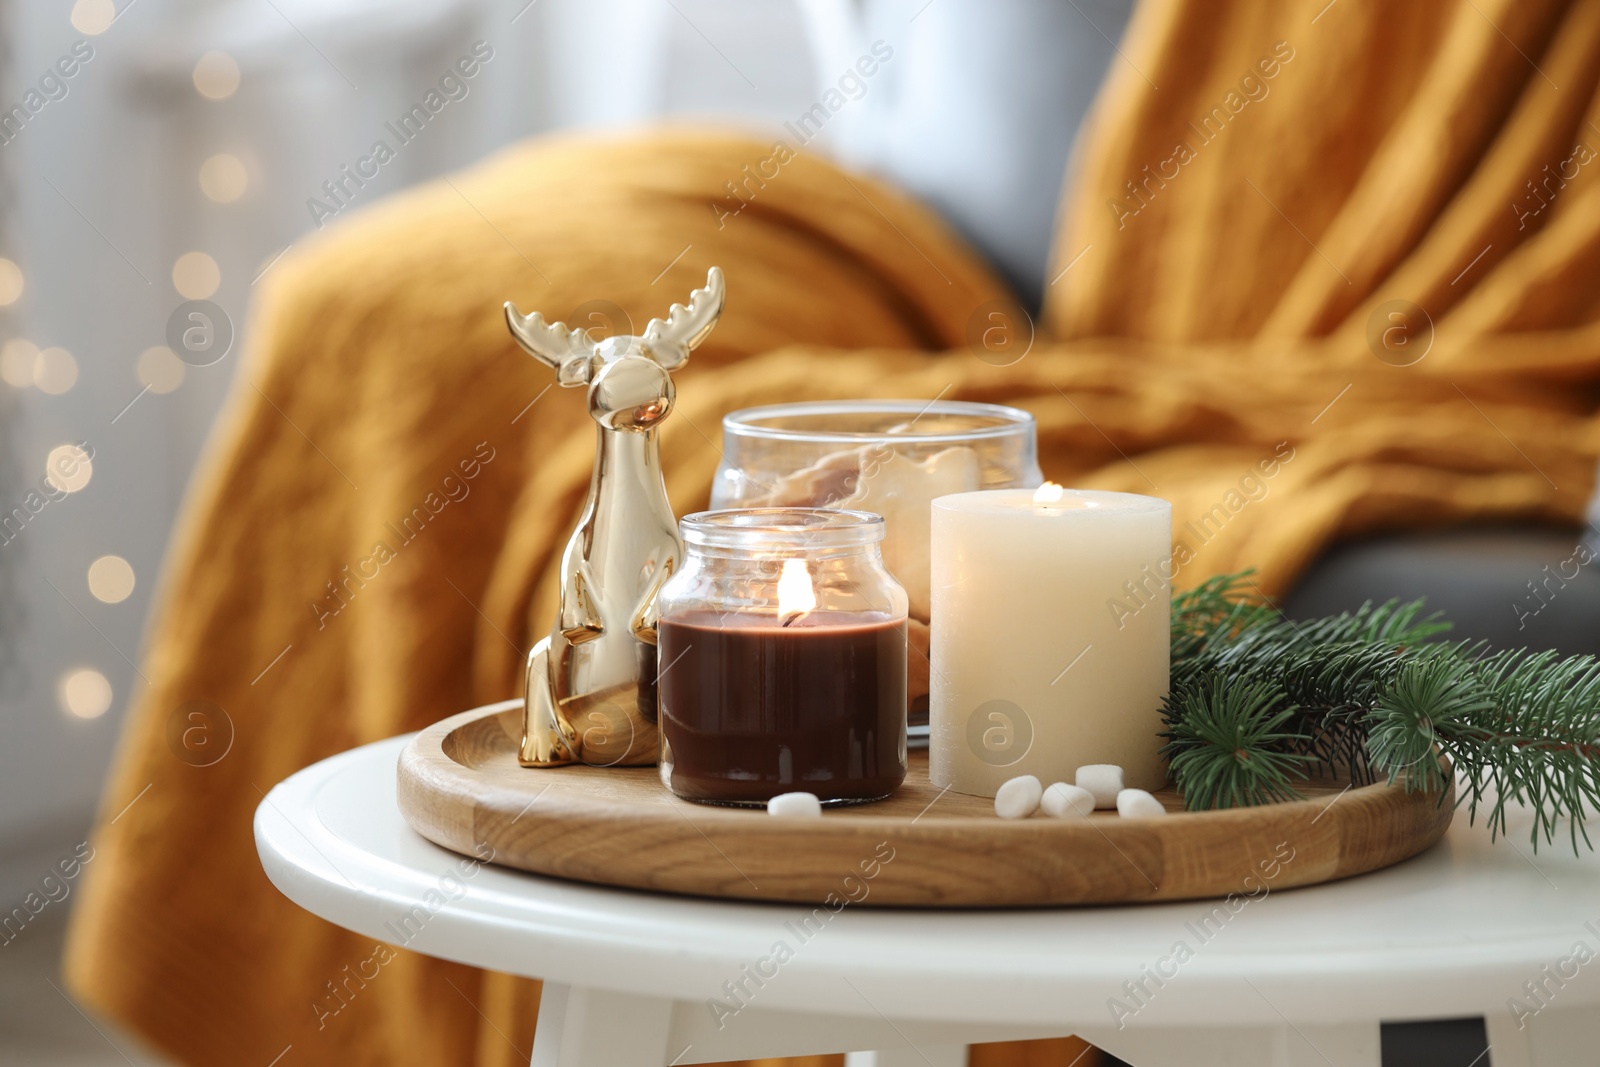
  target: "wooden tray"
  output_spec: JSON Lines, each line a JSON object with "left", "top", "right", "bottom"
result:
{"left": 396, "top": 701, "right": 1455, "bottom": 908}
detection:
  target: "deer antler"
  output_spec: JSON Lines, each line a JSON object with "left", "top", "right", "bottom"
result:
{"left": 504, "top": 304, "right": 599, "bottom": 386}
{"left": 642, "top": 267, "right": 725, "bottom": 370}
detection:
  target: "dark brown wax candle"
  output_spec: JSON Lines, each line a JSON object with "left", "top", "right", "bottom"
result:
{"left": 658, "top": 609, "right": 908, "bottom": 805}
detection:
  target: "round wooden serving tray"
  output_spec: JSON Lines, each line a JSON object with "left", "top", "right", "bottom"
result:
{"left": 396, "top": 700, "right": 1455, "bottom": 908}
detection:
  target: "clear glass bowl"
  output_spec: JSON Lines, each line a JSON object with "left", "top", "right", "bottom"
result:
{"left": 712, "top": 400, "right": 1043, "bottom": 622}
{"left": 656, "top": 509, "right": 908, "bottom": 806}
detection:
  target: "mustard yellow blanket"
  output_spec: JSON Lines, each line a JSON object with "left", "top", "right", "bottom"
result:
{"left": 67, "top": 1, "right": 1600, "bottom": 1064}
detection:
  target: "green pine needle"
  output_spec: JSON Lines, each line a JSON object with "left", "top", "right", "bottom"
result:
{"left": 1162, "top": 676, "right": 1312, "bottom": 809}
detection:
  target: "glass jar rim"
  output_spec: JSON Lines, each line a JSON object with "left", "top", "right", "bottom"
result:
{"left": 681, "top": 508, "right": 885, "bottom": 550}
{"left": 721, "top": 399, "right": 1035, "bottom": 445}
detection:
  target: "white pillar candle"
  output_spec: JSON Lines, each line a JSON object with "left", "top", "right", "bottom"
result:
{"left": 930, "top": 486, "right": 1171, "bottom": 797}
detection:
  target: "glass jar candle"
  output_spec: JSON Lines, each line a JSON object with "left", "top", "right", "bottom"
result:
{"left": 656, "top": 508, "right": 909, "bottom": 806}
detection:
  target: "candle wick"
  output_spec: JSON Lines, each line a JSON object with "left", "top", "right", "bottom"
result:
{"left": 781, "top": 611, "right": 804, "bottom": 628}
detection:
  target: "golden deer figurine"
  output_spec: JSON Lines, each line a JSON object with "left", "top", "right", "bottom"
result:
{"left": 505, "top": 267, "right": 725, "bottom": 767}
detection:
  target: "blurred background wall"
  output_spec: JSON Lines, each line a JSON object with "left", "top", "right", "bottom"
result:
{"left": 0, "top": 0, "right": 831, "bottom": 899}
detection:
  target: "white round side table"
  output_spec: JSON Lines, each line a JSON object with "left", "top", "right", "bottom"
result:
{"left": 254, "top": 710, "right": 1600, "bottom": 1067}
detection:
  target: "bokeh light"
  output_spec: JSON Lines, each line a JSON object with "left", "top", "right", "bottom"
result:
{"left": 0, "top": 257, "right": 23, "bottom": 306}
{"left": 88, "top": 555, "right": 136, "bottom": 603}
{"left": 45, "top": 443, "right": 93, "bottom": 493}
{"left": 34, "top": 347, "right": 79, "bottom": 394}
{"left": 137, "top": 345, "right": 186, "bottom": 393}
{"left": 172, "top": 252, "right": 220, "bottom": 299}
{"left": 59, "top": 668, "right": 113, "bottom": 719}
{"left": 1, "top": 339, "right": 38, "bottom": 387}
{"left": 70, "top": 0, "right": 116, "bottom": 35}
{"left": 199, "top": 154, "right": 249, "bottom": 202}
{"left": 192, "top": 51, "right": 241, "bottom": 100}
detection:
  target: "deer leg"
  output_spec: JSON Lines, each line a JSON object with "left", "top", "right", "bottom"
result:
{"left": 558, "top": 563, "right": 605, "bottom": 645}
{"left": 628, "top": 562, "right": 675, "bottom": 645}
{"left": 519, "top": 636, "right": 582, "bottom": 767}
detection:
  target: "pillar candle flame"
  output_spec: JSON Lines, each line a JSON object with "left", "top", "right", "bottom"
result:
{"left": 1032, "top": 481, "right": 1065, "bottom": 505}
{"left": 777, "top": 558, "right": 817, "bottom": 626}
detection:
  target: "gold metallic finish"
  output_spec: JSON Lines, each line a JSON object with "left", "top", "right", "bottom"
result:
{"left": 506, "top": 267, "right": 725, "bottom": 767}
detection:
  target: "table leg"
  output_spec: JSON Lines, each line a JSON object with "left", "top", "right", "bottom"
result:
{"left": 1079, "top": 1021, "right": 1380, "bottom": 1067}
{"left": 530, "top": 982, "right": 676, "bottom": 1067}
{"left": 844, "top": 1047, "right": 967, "bottom": 1067}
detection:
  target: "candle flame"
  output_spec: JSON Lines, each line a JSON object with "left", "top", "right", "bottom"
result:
{"left": 777, "top": 558, "right": 816, "bottom": 624}
{"left": 1033, "top": 481, "right": 1065, "bottom": 505}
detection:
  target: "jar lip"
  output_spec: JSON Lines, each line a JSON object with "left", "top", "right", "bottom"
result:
{"left": 681, "top": 508, "right": 885, "bottom": 549}
{"left": 721, "top": 400, "right": 1035, "bottom": 445}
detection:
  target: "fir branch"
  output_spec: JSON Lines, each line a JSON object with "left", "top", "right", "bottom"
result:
{"left": 1369, "top": 648, "right": 1600, "bottom": 852}
{"left": 1167, "top": 599, "right": 1452, "bottom": 785}
{"left": 1162, "top": 570, "right": 1600, "bottom": 854}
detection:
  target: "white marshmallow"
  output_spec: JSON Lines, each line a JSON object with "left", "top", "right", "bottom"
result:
{"left": 767, "top": 791, "right": 822, "bottom": 817}
{"left": 1075, "top": 764, "right": 1125, "bottom": 809}
{"left": 1116, "top": 788, "right": 1167, "bottom": 818}
{"left": 1040, "top": 782, "right": 1096, "bottom": 819}
{"left": 994, "top": 775, "right": 1043, "bottom": 819}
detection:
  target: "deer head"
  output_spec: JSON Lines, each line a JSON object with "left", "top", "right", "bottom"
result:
{"left": 505, "top": 267, "right": 725, "bottom": 431}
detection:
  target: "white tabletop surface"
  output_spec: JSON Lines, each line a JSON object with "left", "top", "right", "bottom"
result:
{"left": 255, "top": 728, "right": 1600, "bottom": 1033}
